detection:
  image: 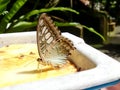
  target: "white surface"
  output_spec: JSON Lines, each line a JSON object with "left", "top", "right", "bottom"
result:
{"left": 0, "top": 32, "right": 36, "bottom": 47}
{"left": 0, "top": 32, "right": 120, "bottom": 90}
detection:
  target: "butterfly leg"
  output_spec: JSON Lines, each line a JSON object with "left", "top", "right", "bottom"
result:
{"left": 37, "top": 58, "right": 43, "bottom": 72}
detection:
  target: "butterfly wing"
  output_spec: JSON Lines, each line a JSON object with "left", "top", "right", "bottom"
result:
{"left": 37, "top": 13, "right": 75, "bottom": 66}
{"left": 44, "top": 36, "right": 75, "bottom": 66}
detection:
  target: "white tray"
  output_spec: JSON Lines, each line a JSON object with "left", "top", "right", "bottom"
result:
{"left": 0, "top": 31, "right": 120, "bottom": 90}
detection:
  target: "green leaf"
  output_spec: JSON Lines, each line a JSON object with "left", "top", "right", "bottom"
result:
{"left": 55, "top": 22, "right": 105, "bottom": 42}
{"left": 82, "top": 25, "right": 106, "bottom": 42}
{"left": 0, "top": 0, "right": 28, "bottom": 33}
{"left": 0, "top": 0, "right": 10, "bottom": 15}
{"left": 24, "top": 7, "right": 79, "bottom": 20}
{"left": 55, "top": 22, "right": 79, "bottom": 27}
{"left": 7, "top": 21, "right": 37, "bottom": 32}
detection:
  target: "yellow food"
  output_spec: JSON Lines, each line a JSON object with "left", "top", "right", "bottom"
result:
{"left": 0, "top": 44, "right": 77, "bottom": 87}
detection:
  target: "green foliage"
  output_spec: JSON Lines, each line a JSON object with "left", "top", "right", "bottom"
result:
{"left": 0, "top": 0, "right": 105, "bottom": 42}
{"left": 55, "top": 22, "right": 105, "bottom": 41}
{"left": 0, "top": 0, "right": 10, "bottom": 15}
{"left": 0, "top": 0, "right": 79, "bottom": 33}
{"left": 24, "top": 7, "right": 79, "bottom": 20}
{"left": 7, "top": 21, "right": 37, "bottom": 32}
{"left": 82, "top": 25, "right": 105, "bottom": 41}
{"left": 0, "top": 0, "right": 27, "bottom": 33}
{"left": 6, "top": 7, "right": 79, "bottom": 33}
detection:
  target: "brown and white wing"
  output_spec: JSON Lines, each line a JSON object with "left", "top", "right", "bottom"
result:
{"left": 37, "top": 13, "right": 75, "bottom": 66}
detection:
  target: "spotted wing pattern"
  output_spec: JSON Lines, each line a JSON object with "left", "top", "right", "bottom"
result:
{"left": 37, "top": 13, "right": 75, "bottom": 66}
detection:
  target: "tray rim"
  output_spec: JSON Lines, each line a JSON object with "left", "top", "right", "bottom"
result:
{"left": 0, "top": 31, "right": 120, "bottom": 90}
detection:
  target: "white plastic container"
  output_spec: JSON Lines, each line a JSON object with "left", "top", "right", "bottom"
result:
{"left": 0, "top": 31, "right": 120, "bottom": 90}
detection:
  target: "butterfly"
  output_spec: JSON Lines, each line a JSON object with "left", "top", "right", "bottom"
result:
{"left": 37, "top": 13, "right": 75, "bottom": 68}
